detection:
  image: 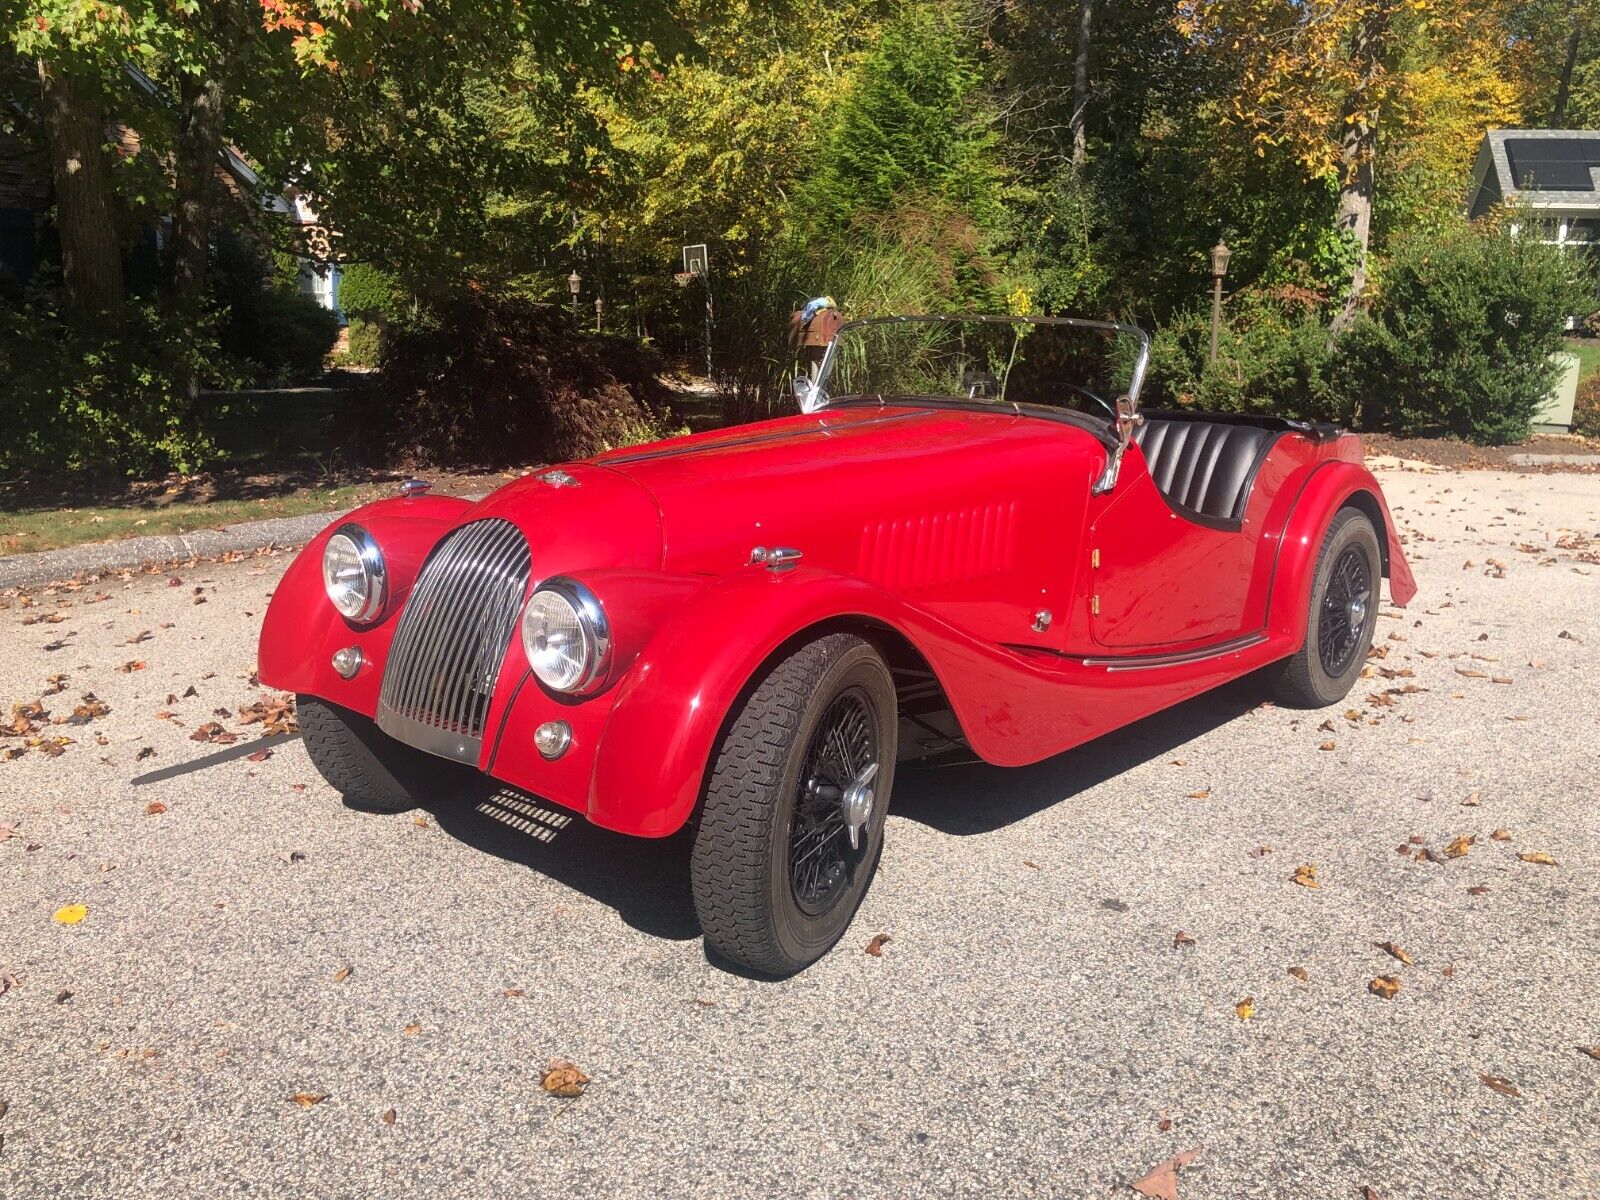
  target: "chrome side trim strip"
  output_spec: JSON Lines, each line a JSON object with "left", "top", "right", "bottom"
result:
{"left": 1080, "top": 631, "right": 1268, "bottom": 673}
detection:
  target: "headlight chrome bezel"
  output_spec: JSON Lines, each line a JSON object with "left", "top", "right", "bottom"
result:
{"left": 520, "top": 576, "right": 612, "bottom": 695}
{"left": 322, "top": 524, "right": 387, "bottom": 625}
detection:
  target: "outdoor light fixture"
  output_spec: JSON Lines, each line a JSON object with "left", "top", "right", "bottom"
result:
{"left": 1209, "top": 239, "right": 1232, "bottom": 278}
{"left": 594, "top": 295, "right": 604, "bottom": 333}
{"left": 567, "top": 269, "right": 581, "bottom": 327}
{"left": 1208, "top": 238, "right": 1231, "bottom": 365}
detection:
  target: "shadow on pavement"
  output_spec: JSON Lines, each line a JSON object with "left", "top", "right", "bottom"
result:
{"left": 415, "top": 674, "right": 1268, "bottom": 943}
{"left": 422, "top": 776, "right": 700, "bottom": 942}
{"left": 892, "top": 675, "right": 1266, "bottom": 835}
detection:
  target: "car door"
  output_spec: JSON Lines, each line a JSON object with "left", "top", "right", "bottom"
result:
{"left": 1083, "top": 447, "right": 1256, "bottom": 651}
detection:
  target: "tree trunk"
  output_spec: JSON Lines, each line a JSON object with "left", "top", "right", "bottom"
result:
{"left": 1330, "top": 7, "right": 1391, "bottom": 334}
{"left": 1070, "top": 0, "right": 1092, "bottom": 168}
{"left": 1552, "top": 26, "right": 1580, "bottom": 126}
{"left": 168, "top": 71, "right": 226, "bottom": 314}
{"left": 36, "top": 59, "right": 123, "bottom": 318}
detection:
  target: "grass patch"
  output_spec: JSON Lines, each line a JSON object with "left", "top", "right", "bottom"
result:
{"left": 0, "top": 484, "right": 386, "bottom": 557}
{"left": 1565, "top": 338, "right": 1600, "bottom": 384}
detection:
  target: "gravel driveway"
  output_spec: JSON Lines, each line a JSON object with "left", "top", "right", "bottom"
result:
{"left": 1, "top": 467, "right": 1597, "bottom": 1199}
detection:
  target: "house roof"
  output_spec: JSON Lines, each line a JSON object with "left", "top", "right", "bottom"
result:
{"left": 1469, "top": 128, "right": 1600, "bottom": 218}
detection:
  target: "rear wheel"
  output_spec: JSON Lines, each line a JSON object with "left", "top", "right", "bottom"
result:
{"left": 298, "top": 695, "right": 459, "bottom": 812}
{"left": 1270, "top": 508, "right": 1382, "bottom": 707}
{"left": 691, "top": 633, "right": 897, "bottom": 976}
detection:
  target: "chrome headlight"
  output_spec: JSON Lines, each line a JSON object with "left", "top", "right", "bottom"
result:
{"left": 322, "top": 525, "right": 386, "bottom": 624}
{"left": 520, "top": 577, "right": 610, "bottom": 694}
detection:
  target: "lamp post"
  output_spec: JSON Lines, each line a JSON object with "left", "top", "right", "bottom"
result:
{"left": 567, "top": 269, "right": 581, "bottom": 328}
{"left": 594, "top": 295, "right": 604, "bottom": 334}
{"left": 1208, "top": 239, "right": 1231, "bottom": 366}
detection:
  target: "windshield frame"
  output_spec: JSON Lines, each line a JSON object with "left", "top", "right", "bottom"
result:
{"left": 805, "top": 313, "right": 1151, "bottom": 419}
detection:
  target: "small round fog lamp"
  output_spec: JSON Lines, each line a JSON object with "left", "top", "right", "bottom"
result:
{"left": 331, "top": 645, "right": 363, "bottom": 679}
{"left": 534, "top": 720, "right": 572, "bottom": 760}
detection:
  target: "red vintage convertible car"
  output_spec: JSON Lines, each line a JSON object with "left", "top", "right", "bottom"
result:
{"left": 259, "top": 315, "right": 1414, "bottom": 975}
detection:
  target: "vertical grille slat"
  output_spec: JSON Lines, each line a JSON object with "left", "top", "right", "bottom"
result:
{"left": 376, "top": 518, "right": 532, "bottom": 764}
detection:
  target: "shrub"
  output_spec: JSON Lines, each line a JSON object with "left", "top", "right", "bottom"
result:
{"left": 218, "top": 285, "right": 340, "bottom": 386}
{"left": 1332, "top": 218, "right": 1592, "bottom": 444}
{"left": 338, "top": 263, "right": 401, "bottom": 321}
{"left": 0, "top": 302, "right": 224, "bottom": 477}
{"left": 1574, "top": 371, "right": 1600, "bottom": 438}
{"left": 375, "top": 292, "right": 673, "bottom": 466}
{"left": 1145, "top": 296, "right": 1339, "bottom": 421}
{"left": 338, "top": 316, "right": 384, "bottom": 368}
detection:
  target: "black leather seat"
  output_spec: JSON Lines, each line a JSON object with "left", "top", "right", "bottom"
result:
{"left": 1132, "top": 417, "right": 1277, "bottom": 526}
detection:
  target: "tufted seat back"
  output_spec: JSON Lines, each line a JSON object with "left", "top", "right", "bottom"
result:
{"left": 1132, "top": 418, "right": 1277, "bottom": 524}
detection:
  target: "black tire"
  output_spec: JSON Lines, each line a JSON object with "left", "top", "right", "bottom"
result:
{"left": 1270, "top": 507, "right": 1382, "bottom": 708}
{"left": 691, "top": 633, "right": 898, "bottom": 976}
{"left": 297, "top": 694, "right": 459, "bottom": 812}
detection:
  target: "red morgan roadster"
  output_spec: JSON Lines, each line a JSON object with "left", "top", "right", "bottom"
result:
{"left": 259, "top": 315, "right": 1415, "bottom": 975}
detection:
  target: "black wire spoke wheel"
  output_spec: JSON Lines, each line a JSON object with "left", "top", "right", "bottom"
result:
{"left": 1318, "top": 545, "right": 1372, "bottom": 677}
{"left": 788, "top": 688, "right": 877, "bottom": 917}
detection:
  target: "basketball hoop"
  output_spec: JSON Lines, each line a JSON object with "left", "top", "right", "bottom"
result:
{"left": 674, "top": 271, "right": 695, "bottom": 288}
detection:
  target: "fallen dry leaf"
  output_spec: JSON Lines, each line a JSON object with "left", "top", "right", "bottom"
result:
{"left": 1291, "top": 864, "right": 1320, "bottom": 889}
{"left": 1318, "top": 740, "right": 1336, "bottom": 751}
{"left": 381, "top": 1108, "right": 396, "bottom": 1125}
{"left": 865, "top": 933, "right": 891, "bottom": 957}
{"left": 1128, "top": 1147, "right": 1201, "bottom": 1200}
{"left": 1287, "top": 966, "right": 1309, "bottom": 982}
{"left": 332, "top": 966, "right": 352, "bottom": 982}
{"left": 189, "top": 722, "right": 237, "bottom": 745}
{"left": 503, "top": 988, "right": 524, "bottom": 998}
{"left": 1444, "top": 835, "right": 1474, "bottom": 859}
{"left": 541, "top": 1059, "right": 590, "bottom": 1099}
{"left": 1376, "top": 942, "right": 1413, "bottom": 966}
{"left": 1490, "top": 829, "right": 1511, "bottom": 841}
{"left": 1235, "top": 997, "right": 1255, "bottom": 1020}
{"left": 1186, "top": 789, "right": 1210, "bottom": 800}
{"left": 115, "top": 660, "right": 146, "bottom": 674}
{"left": 52, "top": 903, "right": 88, "bottom": 925}
{"left": 288, "top": 1092, "right": 328, "bottom": 1108}
{"left": 144, "top": 801, "right": 166, "bottom": 816}
{"left": 246, "top": 749, "right": 273, "bottom": 763}
{"left": 1467, "top": 885, "right": 1489, "bottom": 896}
{"left": 1477, "top": 1073, "right": 1520, "bottom": 1098}
{"left": 403, "top": 1023, "right": 422, "bottom": 1036}
{"left": 1173, "top": 930, "right": 1195, "bottom": 949}
{"left": 1577, "top": 1046, "right": 1600, "bottom": 1062}
{"left": 1369, "top": 976, "right": 1402, "bottom": 1000}
{"left": 1518, "top": 851, "right": 1558, "bottom": 866}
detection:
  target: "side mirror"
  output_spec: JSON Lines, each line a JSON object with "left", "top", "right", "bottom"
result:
{"left": 793, "top": 375, "right": 824, "bottom": 414}
{"left": 1092, "top": 394, "right": 1142, "bottom": 495}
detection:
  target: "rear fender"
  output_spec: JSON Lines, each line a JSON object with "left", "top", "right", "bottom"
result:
{"left": 1266, "top": 461, "right": 1416, "bottom": 647}
{"left": 257, "top": 494, "right": 473, "bottom": 707}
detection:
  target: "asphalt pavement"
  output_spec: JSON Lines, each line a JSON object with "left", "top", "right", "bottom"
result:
{"left": 1, "top": 466, "right": 1597, "bottom": 1199}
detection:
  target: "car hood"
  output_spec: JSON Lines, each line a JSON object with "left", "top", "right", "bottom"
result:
{"left": 591, "top": 406, "right": 1107, "bottom": 576}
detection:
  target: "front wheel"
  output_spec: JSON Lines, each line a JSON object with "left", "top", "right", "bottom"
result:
{"left": 691, "top": 633, "right": 898, "bottom": 976}
{"left": 1269, "top": 507, "right": 1382, "bottom": 708}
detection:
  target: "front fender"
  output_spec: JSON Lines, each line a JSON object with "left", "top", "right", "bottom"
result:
{"left": 585, "top": 561, "right": 1292, "bottom": 837}
{"left": 257, "top": 494, "right": 473, "bottom": 707}
{"left": 1266, "top": 461, "right": 1416, "bottom": 647}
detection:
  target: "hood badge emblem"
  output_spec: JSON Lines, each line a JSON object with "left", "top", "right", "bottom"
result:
{"left": 750, "top": 546, "right": 804, "bottom": 573}
{"left": 535, "top": 469, "right": 580, "bottom": 488}
{"left": 400, "top": 478, "right": 432, "bottom": 498}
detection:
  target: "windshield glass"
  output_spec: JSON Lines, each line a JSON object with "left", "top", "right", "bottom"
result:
{"left": 814, "top": 315, "right": 1148, "bottom": 422}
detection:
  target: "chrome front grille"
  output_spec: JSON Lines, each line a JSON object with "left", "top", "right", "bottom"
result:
{"left": 377, "top": 518, "right": 531, "bottom": 764}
